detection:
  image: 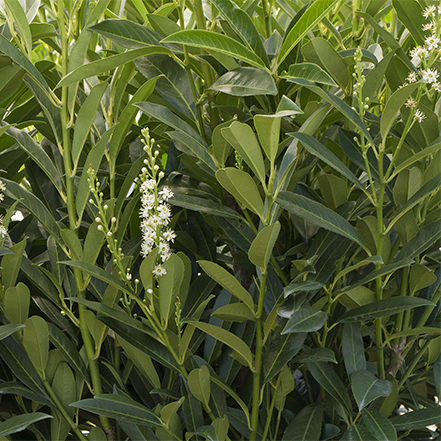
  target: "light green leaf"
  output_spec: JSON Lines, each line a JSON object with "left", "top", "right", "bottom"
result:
{"left": 281, "top": 62, "right": 336, "bottom": 86}
{"left": 4, "top": 282, "right": 30, "bottom": 325}
{"left": 184, "top": 320, "right": 254, "bottom": 369}
{"left": 248, "top": 222, "right": 281, "bottom": 269}
{"left": 161, "top": 30, "right": 266, "bottom": 69}
{"left": 254, "top": 115, "right": 280, "bottom": 163}
{"left": 362, "top": 409, "right": 397, "bottom": 441}
{"left": 282, "top": 305, "right": 328, "bottom": 334}
{"left": 339, "top": 297, "right": 434, "bottom": 323}
{"left": 0, "top": 413, "right": 51, "bottom": 438}
{"left": 60, "top": 229, "right": 83, "bottom": 261}
{"left": 409, "top": 264, "right": 437, "bottom": 296}
{"left": 216, "top": 168, "right": 264, "bottom": 218}
{"left": 71, "top": 394, "right": 163, "bottom": 427}
{"left": 277, "top": 0, "right": 338, "bottom": 66}
{"left": 210, "top": 67, "right": 276, "bottom": 96}
{"left": 211, "top": 303, "right": 256, "bottom": 322}
{"left": 0, "top": 324, "right": 25, "bottom": 341}
{"left": 3, "top": 0, "right": 32, "bottom": 54}
{"left": 188, "top": 365, "right": 211, "bottom": 407}
{"left": 351, "top": 370, "right": 392, "bottom": 411}
{"left": 318, "top": 174, "right": 348, "bottom": 210}
{"left": 198, "top": 260, "right": 255, "bottom": 315}
{"left": 221, "top": 121, "right": 266, "bottom": 185}
{"left": 52, "top": 362, "right": 76, "bottom": 420}
{"left": 392, "top": 0, "right": 425, "bottom": 46}
{"left": 283, "top": 281, "right": 324, "bottom": 297}
{"left": 276, "top": 192, "right": 366, "bottom": 248}
{"left": 23, "top": 316, "right": 49, "bottom": 374}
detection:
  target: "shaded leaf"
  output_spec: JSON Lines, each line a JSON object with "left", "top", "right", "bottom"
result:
{"left": 282, "top": 62, "right": 336, "bottom": 86}
{"left": 362, "top": 408, "right": 397, "bottom": 441}
{"left": 0, "top": 413, "right": 51, "bottom": 438}
{"left": 282, "top": 404, "right": 324, "bottom": 441}
{"left": 282, "top": 305, "right": 328, "bottom": 334}
{"left": 351, "top": 370, "right": 392, "bottom": 411}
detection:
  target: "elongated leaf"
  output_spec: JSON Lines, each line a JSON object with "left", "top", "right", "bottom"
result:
{"left": 210, "top": 67, "right": 276, "bottom": 95}
{"left": 3, "top": 0, "right": 32, "bottom": 54}
{"left": 342, "top": 323, "right": 366, "bottom": 376}
{"left": 161, "top": 30, "right": 266, "bottom": 69}
{"left": 282, "top": 305, "right": 328, "bottom": 334}
{"left": 170, "top": 193, "right": 243, "bottom": 220}
{"left": 211, "top": 303, "right": 256, "bottom": 322}
{"left": 209, "top": 0, "right": 269, "bottom": 65}
{"left": 281, "top": 62, "right": 336, "bottom": 86}
{"left": 6, "top": 126, "right": 63, "bottom": 193}
{"left": 284, "top": 281, "right": 324, "bottom": 297}
{"left": 277, "top": 0, "right": 338, "bottom": 66}
{"left": 71, "top": 394, "right": 163, "bottom": 427}
{"left": 216, "top": 168, "right": 264, "bottom": 218}
{"left": 221, "top": 122, "right": 266, "bottom": 185}
{"left": 0, "top": 324, "right": 25, "bottom": 340}
{"left": 282, "top": 404, "right": 324, "bottom": 441}
{"left": 341, "top": 425, "right": 374, "bottom": 440}
{"left": 0, "top": 381, "right": 51, "bottom": 407}
{"left": 339, "top": 297, "right": 434, "bottom": 323}
{"left": 263, "top": 333, "right": 306, "bottom": 384}
{"left": 289, "top": 132, "right": 363, "bottom": 189}
{"left": 351, "top": 370, "right": 392, "bottom": 410}
{"left": 248, "top": 222, "right": 281, "bottom": 269}
{"left": 71, "top": 81, "right": 108, "bottom": 171}
{"left": 276, "top": 192, "right": 366, "bottom": 248}
{"left": 0, "top": 413, "right": 51, "bottom": 438}
{"left": 47, "top": 323, "right": 89, "bottom": 383}
{"left": 294, "top": 348, "right": 337, "bottom": 364}
{"left": 4, "top": 281, "right": 30, "bottom": 323}
{"left": 392, "top": 0, "right": 425, "bottom": 46}
{"left": 362, "top": 409, "right": 397, "bottom": 441}
{"left": 22, "top": 316, "right": 49, "bottom": 374}
{"left": 184, "top": 320, "right": 254, "bottom": 369}
{"left": 56, "top": 47, "right": 172, "bottom": 88}
{"left": 198, "top": 260, "right": 255, "bottom": 315}
{"left": 389, "top": 406, "right": 441, "bottom": 431}
{"left": 307, "top": 362, "right": 351, "bottom": 414}
{"left": 397, "top": 222, "right": 441, "bottom": 260}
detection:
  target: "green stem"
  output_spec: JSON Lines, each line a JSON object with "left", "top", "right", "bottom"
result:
{"left": 394, "top": 266, "right": 409, "bottom": 343}
{"left": 42, "top": 379, "right": 88, "bottom": 441}
{"left": 250, "top": 271, "right": 267, "bottom": 441}
{"left": 262, "top": 373, "right": 282, "bottom": 441}
{"left": 398, "top": 339, "right": 431, "bottom": 390}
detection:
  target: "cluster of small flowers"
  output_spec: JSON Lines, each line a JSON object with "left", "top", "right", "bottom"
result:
{"left": 0, "top": 180, "right": 6, "bottom": 239}
{"left": 139, "top": 128, "right": 176, "bottom": 278}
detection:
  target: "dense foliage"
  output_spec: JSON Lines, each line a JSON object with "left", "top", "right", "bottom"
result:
{"left": 0, "top": 0, "right": 440, "bottom": 440}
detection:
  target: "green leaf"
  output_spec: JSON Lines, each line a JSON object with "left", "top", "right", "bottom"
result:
{"left": 3, "top": 0, "right": 32, "bottom": 54}
{"left": 342, "top": 323, "right": 366, "bottom": 376}
{"left": 302, "top": 38, "right": 350, "bottom": 90}
{"left": 254, "top": 115, "right": 280, "bottom": 164}
{"left": 208, "top": 0, "right": 269, "bottom": 65}
{"left": 71, "top": 81, "right": 108, "bottom": 172}
{"left": 282, "top": 404, "right": 324, "bottom": 441}
{"left": 294, "top": 348, "right": 337, "bottom": 364}
{"left": 60, "top": 229, "right": 83, "bottom": 261}
{"left": 216, "top": 168, "right": 264, "bottom": 218}
{"left": 283, "top": 281, "right": 324, "bottom": 297}
{"left": 282, "top": 305, "right": 328, "bottom": 334}
{"left": 276, "top": 192, "right": 366, "bottom": 248}
{"left": 0, "top": 324, "right": 25, "bottom": 341}
{"left": 6, "top": 126, "right": 63, "bottom": 193}
{"left": 56, "top": 47, "right": 172, "bottom": 88}
{"left": 188, "top": 365, "right": 211, "bottom": 408}
{"left": 351, "top": 370, "right": 392, "bottom": 411}
{"left": 198, "top": 260, "right": 255, "bottom": 315}
{"left": 210, "top": 67, "right": 276, "bottom": 96}
{"left": 307, "top": 362, "right": 351, "bottom": 415}
{"left": 362, "top": 409, "right": 397, "bottom": 441}
{"left": 4, "top": 282, "right": 30, "bottom": 324}
{"left": 389, "top": 406, "right": 441, "bottom": 431}
{"left": 339, "top": 297, "right": 434, "bottom": 323}
{"left": 288, "top": 132, "right": 364, "bottom": 190}
{"left": 0, "top": 381, "right": 51, "bottom": 407}
{"left": 318, "top": 174, "right": 348, "bottom": 210}
{"left": 170, "top": 193, "right": 243, "bottom": 220}
{"left": 0, "top": 413, "right": 52, "bottom": 438}
{"left": 211, "top": 303, "right": 256, "bottom": 322}
{"left": 341, "top": 425, "right": 374, "bottom": 441}
{"left": 158, "top": 254, "right": 185, "bottom": 327}
{"left": 277, "top": 0, "right": 338, "bottom": 66}
{"left": 281, "top": 62, "right": 336, "bottom": 86}
{"left": 380, "top": 83, "right": 419, "bottom": 140}
{"left": 71, "top": 394, "right": 163, "bottom": 427}
{"left": 221, "top": 121, "right": 266, "bottom": 185}
{"left": 392, "top": 0, "right": 425, "bottom": 46}
{"left": 248, "top": 222, "right": 281, "bottom": 269}
{"left": 161, "top": 30, "right": 266, "bottom": 69}
{"left": 47, "top": 323, "right": 90, "bottom": 383}
{"left": 397, "top": 221, "right": 441, "bottom": 260}
{"left": 52, "top": 362, "right": 76, "bottom": 421}
{"left": 22, "top": 316, "right": 49, "bottom": 374}
{"left": 409, "top": 264, "right": 437, "bottom": 295}
{"left": 184, "top": 320, "right": 254, "bottom": 369}
{"left": 263, "top": 333, "right": 306, "bottom": 385}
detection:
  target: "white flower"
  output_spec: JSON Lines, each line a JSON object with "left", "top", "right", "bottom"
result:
{"left": 163, "top": 229, "right": 177, "bottom": 243}
{"left": 406, "top": 72, "right": 418, "bottom": 83}
{"left": 422, "top": 22, "right": 434, "bottom": 31}
{"left": 405, "top": 98, "right": 417, "bottom": 108}
{"left": 141, "top": 242, "right": 153, "bottom": 258}
{"left": 410, "top": 46, "right": 429, "bottom": 58}
{"left": 126, "top": 273, "right": 132, "bottom": 281}
{"left": 158, "top": 241, "right": 170, "bottom": 255}
{"left": 161, "top": 251, "right": 172, "bottom": 262}
{"left": 0, "top": 224, "right": 7, "bottom": 238}
{"left": 422, "top": 5, "right": 436, "bottom": 18}
{"left": 153, "top": 264, "right": 167, "bottom": 277}
{"left": 421, "top": 68, "right": 439, "bottom": 83}
{"left": 142, "top": 179, "right": 156, "bottom": 191}
{"left": 157, "top": 203, "right": 171, "bottom": 220}
{"left": 139, "top": 205, "right": 151, "bottom": 219}
{"left": 414, "top": 109, "right": 426, "bottom": 123}
{"left": 0, "top": 180, "right": 5, "bottom": 192}
{"left": 425, "top": 35, "right": 440, "bottom": 51}
{"left": 433, "top": 81, "right": 441, "bottom": 92}
{"left": 159, "top": 187, "right": 173, "bottom": 201}
{"left": 141, "top": 193, "right": 155, "bottom": 207}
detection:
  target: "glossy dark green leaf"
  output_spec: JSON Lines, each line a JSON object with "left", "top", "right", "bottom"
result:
{"left": 362, "top": 408, "right": 397, "bottom": 441}
{"left": 210, "top": 67, "right": 276, "bottom": 96}
{"left": 284, "top": 281, "right": 324, "bottom": 297}
{"left": 0, "top": 381, "right": 51, "bottom": 407}
{"left": 282, "top": 404, "right": 324, "bottom": 441}
{"left": 0, "top": 324, "right": 25, "bottom": 340}
{"left": 340, "top": 425, "right": 374, "bottom": 441}
{"left": 342, "top": 323, "right": 366, "bottom": 376}
{"left": 215, "top": 217, "right": 255, "bottom": 253}
{"left": 294, "top": 348, "right": 337, "bottom": 364}
{"left": 0, "top": 413, "right": 52, "bottom": 438}
{"left": 161, "top": 30, "right": 266, "bottom": 69}
{"left": 307, "top": 362, "right": 351, "bottom": 414}
{"left": 389, "top": 406, "right": 441, "bottom": 431}
{"left": 339, "top": 297, "right": 434, "bottom": 323}
{"left": 71, "top": 394, "right": 163, "bottom": 427}
{"left": 47, "top": 323, "right": 89, "bottom": 383}
{"left": 282, "top": 305, "right": 328, "bottom": 334}
{"left": 397, "top": 222, "right": 441, "bottom": 260}
{"left": 321, "top": 424, "right": 340, "bottom": 441}
{"left": 211, "top": 303, "right": 256, "bottom": 322}
{"left": 276, "top": 192, "right": 366, "bottom": 248}
{"left": 281, "top": 62, "right": 336, "bottom": 86}
{"left": 351, "top": 370, "right": 392, "bottom": 410}
{"left": 263, "top": 332, "right": 306, "bottom": 385}
{"left": 277, "top": 0, "right": 338, "bottom": 66}
{"left": 392, "top": 0, "right": 425, "bottom": 46}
